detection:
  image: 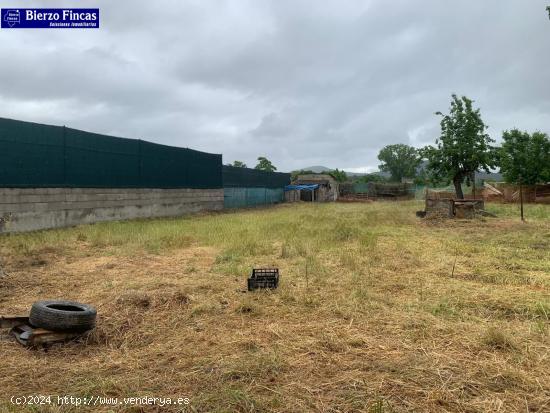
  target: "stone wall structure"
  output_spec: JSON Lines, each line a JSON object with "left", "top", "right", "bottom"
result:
{"left": 0, "top": 187, "right": 223, "bottom": 233}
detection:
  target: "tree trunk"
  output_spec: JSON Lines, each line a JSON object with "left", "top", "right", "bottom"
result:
{"left": 453, "top": 176, "right": 464, "bottom": 199}
{"left": 471, "top": 172, "right": 476, "bottom": 200}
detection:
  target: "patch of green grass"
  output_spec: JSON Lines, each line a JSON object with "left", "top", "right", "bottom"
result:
{"left": 222, "top": 351, "right": 286, "bottom": 382}
{"left": 485, "top": 203, "right": 550, "bottom": 220}
{"left": 532, "top": 301, "right": 550, "bottom": 321}
{"left": 331, "top": 222, "right": 360, "bottom": 242}
{"left": 369, "top": 399, "right": 394, "bottom": 413}
{"left": 430, "top": 299, "right": 460, "bottom": 319}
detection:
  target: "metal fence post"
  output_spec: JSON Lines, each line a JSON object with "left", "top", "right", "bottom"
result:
{"left": 138, "top": 139, "right": 142, "bottom": 187}
{"left": 62, "top": 126, "right": 67, "bottom": 186}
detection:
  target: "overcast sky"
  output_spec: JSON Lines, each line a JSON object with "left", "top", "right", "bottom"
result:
{"left": 1, "top": 1, "right": 549, "bottom": 172}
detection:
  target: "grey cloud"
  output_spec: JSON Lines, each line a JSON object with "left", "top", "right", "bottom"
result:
{"left": 1, "top": 0, "right": 549, "bottom": 171}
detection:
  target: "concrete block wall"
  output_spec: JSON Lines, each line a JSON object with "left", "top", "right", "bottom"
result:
{"left": 0, "top": 188, "right": 223, "bottom": 233}
{"left": 425, "top": 198, "right": 454, "bottom": 219}
{"left": 425, "top": 198, "right": 485, "bottom": 219}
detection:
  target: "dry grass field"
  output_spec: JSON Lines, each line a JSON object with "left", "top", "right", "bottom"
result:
{"left": 0, "top": 201, "right": 549, "bottom": 413}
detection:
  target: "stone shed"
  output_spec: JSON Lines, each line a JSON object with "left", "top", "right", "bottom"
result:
{"left": 292, "top": 174, "right": 339, "bottom": 202}
{"left": 424, "top": 198, "right": 485, "bottom": 219}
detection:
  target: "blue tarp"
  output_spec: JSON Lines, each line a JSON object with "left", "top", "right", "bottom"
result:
{"left": 285, "top": 184, "right": 319, "bottom": 191}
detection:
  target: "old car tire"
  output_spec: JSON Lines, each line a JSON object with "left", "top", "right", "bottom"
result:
{"left": 29, "top": 300, "right": 97, "bottom": 331}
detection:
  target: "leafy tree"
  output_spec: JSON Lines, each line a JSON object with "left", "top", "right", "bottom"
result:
{"left": 254, "top": 156, "right": 277, "bottom": 172}
{"left": 547, "top": 6, "right": 550, "bottom": 19}
{"left": 329, "top": 168, "right": 348, "bottom": 182}
{"left": 356, "top": 173, "right": 387, "bottom": 183}
{"left": 412, "top": 161, "right": 447, "bottom": 186}
{"left": 500, "top": 130, "right": 550, "bottom": 184}
{"left": 231, "top": 160, "right": 247, "bottom": 168}
{"left": 500, "top": 129, "right": 550, "bottom": 220}
{"left": 422, "top": 95, "right": 496, "bottom": 199}
{"left": 378, "top": 144, "right": 420, "bottom": 182}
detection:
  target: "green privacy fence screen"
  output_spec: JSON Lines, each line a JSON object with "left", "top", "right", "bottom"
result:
{"left": 224, "top": 187, "right": 284, "bottom": 209}
{"left": 0, "top": 118, "right": 222, "bottom": 188}
{"left": 222, "top": 165, "right": 290, "bottom": 189}
{"left": 222, "top": 166, "right": 289, "bottom": 208}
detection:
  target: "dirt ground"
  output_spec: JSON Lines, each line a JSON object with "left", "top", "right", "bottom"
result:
{"left": 0, "top": 201, "right": 549, "bottom": 412}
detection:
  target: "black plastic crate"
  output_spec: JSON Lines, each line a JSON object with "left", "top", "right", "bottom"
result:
{"left": 247, "top": 268, "right": 279, "bottom": 291}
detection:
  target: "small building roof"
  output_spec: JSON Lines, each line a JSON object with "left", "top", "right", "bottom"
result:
{"left": 285, "top": 184, "right": 319, "bottom": 191}
{"left": 293, "top": 174, "right": 337, "bottom": 186}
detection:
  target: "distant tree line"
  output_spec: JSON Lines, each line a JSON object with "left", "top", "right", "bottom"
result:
{"left": 375, "top": 94, "right": 549, "bottom": 219}
{"left": 228, "top": 94, "right": 549, "bottom": 221}
{"left": 228, "top": 157, "right": 277, "bottom": 172}
{"left": 289, "top": 168, "right": 349, "bottom": 182}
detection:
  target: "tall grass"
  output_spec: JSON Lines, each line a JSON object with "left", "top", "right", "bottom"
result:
{"left": 0, "top": 200, "right": 549, "bottom": 412}
{"left": 485, "top": 202, "right": 550, "bottom": 220}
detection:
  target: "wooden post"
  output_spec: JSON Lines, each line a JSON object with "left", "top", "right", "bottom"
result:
{"left": 520, "top": 182, "right": 524, "bottom": 222}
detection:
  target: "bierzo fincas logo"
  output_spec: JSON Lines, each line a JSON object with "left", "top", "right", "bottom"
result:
{"left": 3, "top": 9, "right": 20, "bottom": 27}
{"left": 1, "top": 8, "right": 99, "bottom": 28}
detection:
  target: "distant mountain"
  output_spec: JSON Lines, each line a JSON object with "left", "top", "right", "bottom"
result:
{"left": 475, "top": 171, "right": 503, "bottom": 182}
{"left": 417, "top": 161, "right": 502, "bottom": 182}
{"left": 297, "top": 163, "right": 502, "bottom": 182}
{"left": 297, "top": 165, "right": 368, "bottom": 176}
{"left": 296, "top": 165, "right": 382, "bottom": 177}
{"left": 300, "top": 165, "right": 332, "bottom": 173}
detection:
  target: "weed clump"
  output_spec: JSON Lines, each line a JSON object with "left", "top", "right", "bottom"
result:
{"left": 483, "top": 326, "right": 518, "bottom": 351}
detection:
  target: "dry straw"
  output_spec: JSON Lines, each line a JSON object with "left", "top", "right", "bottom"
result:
{"left": 0, "top": 201, "right": 548, "bottom": 412}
